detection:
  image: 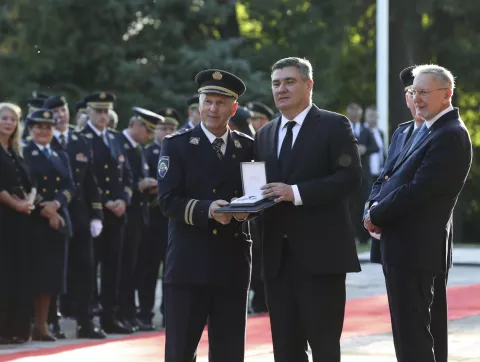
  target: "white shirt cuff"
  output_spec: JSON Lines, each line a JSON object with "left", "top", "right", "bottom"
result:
{"left": 292, "top": 185, "right": 303, "bottom": 206}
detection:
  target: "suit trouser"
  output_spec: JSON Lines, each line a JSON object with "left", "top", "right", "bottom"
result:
{"left": 383, "top": 264, "right": 448, "bottom": 362}
{"left": 94, "top": 210, "right": 124, "bottom": 322}
{"left": 265, "top": 242, "right": 346, "bottom": 362}
{"left": 118, "top": 209, "right": 145, "bottom": 320}
{"left": 136, "top": 207, "right": 168, "bottom": 320}
{"left": 164, "top": 284, "right": 248, "bottom": 362}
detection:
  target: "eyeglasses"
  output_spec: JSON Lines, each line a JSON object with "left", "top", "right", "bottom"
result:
{"left": 408, "top": 88, "right": 449, "bottom": 97}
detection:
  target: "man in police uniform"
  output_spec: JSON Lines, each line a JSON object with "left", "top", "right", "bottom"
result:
{"left": 116, "top": 107, "right": 159, "bottom": 331}
{"left": 78, "top": 91, "right": 134, "bottom": 334}
{"left": 158, "top": 69, "right": 254, "bottom": 362}
{"left": 44, "top": 95, "right": 107, "bottom": 339}
{"left": 179, "top": 94, "right": 200, "bottom": 130}
{"left": 246, "top": 101, "right": 274, "bottom": 132}
{"left": 137, "top": 108, "right": 178, "bottom": 330}
{"left": 75, "top": 100, "right": 88, "bottom": 131}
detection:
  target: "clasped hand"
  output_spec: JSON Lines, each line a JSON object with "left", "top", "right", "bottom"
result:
{"left": 261, "top": 183, "right": 294, "bottom": 203}
{"left": 363, "top": 212, "right": 381, "bottom": 234}
{"left": 105, "top": 199, "right": 127, "bottom": 217}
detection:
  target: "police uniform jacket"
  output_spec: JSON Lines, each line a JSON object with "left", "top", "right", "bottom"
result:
{"left": 79, "top": 124, "right": 133, "bottom": 218}
{"left": 51, "top": 125, "right": 103, "bottom": 222}
{"left": 115, "top": 131, "right": 149, "bottom": 224}
{"left": 157, "top": 125, "right": 254, "bottom": 288}
{"left": 144, "top": 141, "right": 162, "bottom": 208}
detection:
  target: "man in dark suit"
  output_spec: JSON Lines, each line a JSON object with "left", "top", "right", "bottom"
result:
{"left": 364, "top": 64, "right": 472, "bottom": 362}
{"left": 45, "top": 95, "right": 107, "bottom": 339}
{"left": 179, "top": 94, "right": 200, "bottom": 130}
{"left": 367, "top": 66, "right": 425, "bottom": 263}
{"left": 346, "top": 103, "right": 379, "bottom": 244}
{"left": 116, "top": 107, "right": 159, "bottom": 331}
{"left": 255, "top": 57, "right": 362, "bottom": 362}
{"left": 158, "top": 69, "right": 254, "bottom": 362}
{"left": 79, "top": 92, "right": 134, "bottom": 334}
{"left": 137, "top": 108, "right": 177, "bottom": 329}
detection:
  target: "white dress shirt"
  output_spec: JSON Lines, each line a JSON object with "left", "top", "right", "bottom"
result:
{"left": 425, "top": 106, "right": 454, "bottom": 129}
{"left": 88, "top": 120, "right": 110, "bottom": 146}
{"left": 277, "top": 104, "right": 313, "bottom": 206}
{"left": 201, "top": 122, "right": 228, "bottom": 155}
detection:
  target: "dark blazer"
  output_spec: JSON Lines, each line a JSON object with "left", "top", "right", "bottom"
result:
{"left": 157, "top": 125, "right": 254, "bottom": 288}
{"left": 369, "top": 109, "right": 472, "bottom": 272}
{"left": 51, "top": 126, "right": 103, "bottom": 221}
{"left": 352, "top": 123, "right": 379, "bottom": 180}
{"left": 254, "top": 105, "right": 362, "bottom": 279}
{"left": 366, "top": 120, "right": 415, "bottom": 263}
{"left": 79, "top": 124, "right": 133, "bottom": 211}
{"left": 115, "top": 132, "right": 150, "bottom": 224}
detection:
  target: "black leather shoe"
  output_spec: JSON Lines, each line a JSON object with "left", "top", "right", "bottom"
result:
{"left": 9, "top": 336, "right": 28, "bottom": 344}
{"left": 49, "top": 322, "right": 66, "bottom": 339}
{"left": 125, "top": 318, "right": 139, "bottom": 332}
{"left": 136, "top": 318, "right": 156, "bottom": 332}
{"left": 77, "top": 322, "right": 107, "bottom": 339}
{"left": 101, "top": 318, "right": 134, "bottom": 334}
{"left": 0, "top": 337, "right": 10, "bottom": 345}
{"left": 32, "top": 328, "right": 56, "bottom": 342}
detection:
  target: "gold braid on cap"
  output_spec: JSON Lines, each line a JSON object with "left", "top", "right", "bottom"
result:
{"left": 198, "top": 86, "right": 238, "bottom": 99}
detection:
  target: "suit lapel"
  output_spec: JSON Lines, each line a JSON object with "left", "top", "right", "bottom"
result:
{"left": 49, "top": 149, "right": 69, "bottom": 178}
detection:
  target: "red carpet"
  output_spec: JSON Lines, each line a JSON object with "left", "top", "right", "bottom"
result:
{"left": 2, "top": 284, "right": 480, "bottom": 362}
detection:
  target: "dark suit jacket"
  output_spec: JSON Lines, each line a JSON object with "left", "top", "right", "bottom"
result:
{"left": 254, "top": 105, "right": 362, "bottom": 280}
{"left": 352, "top": 123, "right": 379, "bottom": 180}
{"left": 369, "top": 109, "right": 472, "bottom": 272}
{"left": 366, "top": 120, "right": 415, "bottom": 263}
{"left": 157, "top": 125, "right": 254, "bottom": 288}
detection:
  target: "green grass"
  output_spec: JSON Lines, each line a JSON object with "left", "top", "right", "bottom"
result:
{"left": 454, "top": 243, "right": 480, "bottom": 248}
{"left": 356, "top": 243, "right": 371, "bottom": 253}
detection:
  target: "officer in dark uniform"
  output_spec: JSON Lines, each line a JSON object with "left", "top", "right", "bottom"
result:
{"left": 78, "top": 92, "right": 134, "bottom": 334}
{"left": 22, "top": 92, "right": 50, "bottom": 141}
{"left": 45, "top": 95, "right": 107, "bottom": 339}
{"left": 137, "top": 108, "right": 178, "bottom": 329}
{"left": 116, "top": 107, "right": 159, "bottom": 331}
{"left": 23, "top": 109, "right": 75, "bottom": 341}
{"left": 75, "top": 99, "right": 88, "bottom": 131}
{"left": 246, "top": 101, "right": 274, "bottom": 132}
{"left": 179, "top": 94, "right": 200, "bottom": 130}
{"left": 158, "top": 69, "right": 254, "bottom": 362}
{"left": 229, "top": 105, "right": 254, "bottom": 137}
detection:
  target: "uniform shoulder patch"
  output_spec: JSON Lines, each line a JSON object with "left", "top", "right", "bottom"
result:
{"left": 232, "top": 130, "right": 254, "bottom": 141}
{"left": 398, "top": 119, "right": 414, "bottom": 127}
{"left": 165, "top": 128, "right": 192, "bottom": 139}
{"left": 158, "top": 156, "right": 169, "bottom": 178}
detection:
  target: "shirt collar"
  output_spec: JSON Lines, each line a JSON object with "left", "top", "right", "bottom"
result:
{"left": 154, "top": 140, "right": 162, "bottom": 147}
{"left": 425, "top": 106, "right": 454, "bottom": 129}
{"left": 53, "top": 128, "right": 69, "bottom": 140}
{"left": 123, "top": 129, "right": 138, "bottom": 148}
{"left": 280, "top": 104, "right": 313, "bottom": 130}
{"left": 34, "top": 142, "right": 50, "bottom": 152}
{"left": 87, "top": 120, "right": 106, "bottom": 137}
{"left": 200, "top": 122, "right": 229, "bottom": 145}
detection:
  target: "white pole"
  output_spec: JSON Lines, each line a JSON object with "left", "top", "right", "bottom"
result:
{"left": 376, "top": 0, "right": 389, "bottom": 147}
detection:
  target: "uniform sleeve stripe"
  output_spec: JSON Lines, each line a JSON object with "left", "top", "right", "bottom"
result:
{"left": 188, "top": 200, "right": 198, "bottom": 226}
{"left": 184, "top": 199, "right": 194, "bottom": 225}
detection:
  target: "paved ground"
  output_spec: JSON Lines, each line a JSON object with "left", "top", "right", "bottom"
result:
{"left": 1, "top": 248, "right": 480, "bottom": 361}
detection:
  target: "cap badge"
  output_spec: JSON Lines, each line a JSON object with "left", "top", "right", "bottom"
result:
{"left": 43, "top": 111, "right": 50, "bottom": 119}
{"left": 166, "top": 108, "right": 173, "bottom": 115}
{"left": 99, "top": 92, "right": 107, "bottom": 99}
{"left": 234, "top": 140, "right": 242, "bottom": 148}
{"left": 212, "top": 71, "right": 223, "bottom": 80}
{"left": 189, "top": 137, "right": 200, "bottom": 145}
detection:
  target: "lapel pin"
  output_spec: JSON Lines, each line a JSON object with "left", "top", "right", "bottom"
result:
{"left": 189, "top": 137, "right": 200, "bottom": 145}
{"left": 234, "top": 140, "right": 242, "bottom": 148}
{"left": 32, "top": 150, "right": 39, "bottom": 156}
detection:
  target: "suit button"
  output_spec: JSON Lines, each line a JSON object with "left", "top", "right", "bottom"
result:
{"left": 384, "top": 175, "right": 389, "bottom": 180}
{"left": 283, "top": 233, "right": 288, "bottom": 239}
{"left": 105, "top": 177, "right": 110, "bottom": 182}
{"left": 213, "top": 189, "right": 216, "bottom": 194}
{"left": 76, "top": 168, "right": 80, "bottom": 173}
{"left": 106, "top": 190, "right": 110, "bottom": 195}
{"left": 77, "top": 182, "right": 80, "bottom": 186}
{"left": 42, "top": 188, "right": 47, "bottom": 193}
{"left": 140, "top": 202, "right": 144, "bottom": 206}
{"left": 118, "top": 165, "right": 121, "bottom": 169}
{"left": 212, "top": 229, "right": 218, "bottom": 235}
{"left": 104, "top": 164, "right": 108, "bottom": 169}
{"left": 234, "top": 233, "right": 239, "bottom": 237}
{"left": 56, "top": 177, "right": 60, "bottom": 182}
{"left": 43, "top": 176, "right": 48, "bottom": 180}
{"left": 55, "top": 189, "right": 59, "bottom": 192}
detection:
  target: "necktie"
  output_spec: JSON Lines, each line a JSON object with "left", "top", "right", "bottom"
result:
{"left": 406, "top": 123, "right": 428, "bottom": 154}
{"left": 279, "top": 121, "right": 296, "bottom": 176}
{"left": 212, "top": 138, "right": 224, "bottom": 160}
{"left": 42, "top": 147, "right": 51, "bottom": 159}
{"left": 59, "top": 134, "right": 67, "bottom": 149}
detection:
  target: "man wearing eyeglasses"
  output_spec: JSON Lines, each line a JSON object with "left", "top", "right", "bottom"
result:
{"left": 364, "top": 65, "right": 472, "bottom": 362}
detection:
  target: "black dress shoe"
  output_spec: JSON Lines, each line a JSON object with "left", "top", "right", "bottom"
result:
{"left": 9, "top": 337, "right": 28, "bottom": 344}
{"left": 77, "top": 322, "right": 107, "bottom": 339}
{"left": 136, "top": 318, "right": 156, "bottom": 332}
{"left": 125, "top": 318, "right": 139, "bottom": 332}
{"left": 49, "top": 323, "right": 66, "bottom": 339}
{"left": 32, "top": 328, "right": 56, "bottom": 342}
{"left": 0, "top": 337, "right": 10, "bottom": 345}
{"left": 101, "top": 319, "right": 134, "bottom": 334}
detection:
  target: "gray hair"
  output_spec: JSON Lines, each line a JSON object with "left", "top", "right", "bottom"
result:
{"left": 412, "top": 64, "right": 456, "bottom": 90}
{"left": 271, "top": 57, "right": 313, "bottom": 81}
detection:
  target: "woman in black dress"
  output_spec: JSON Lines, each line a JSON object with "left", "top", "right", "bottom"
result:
{"left": 23, "top": 109, "right": 75, "bottom": 341}
{"left": 0, "top": 102, "right": 35, "bottom": 344}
